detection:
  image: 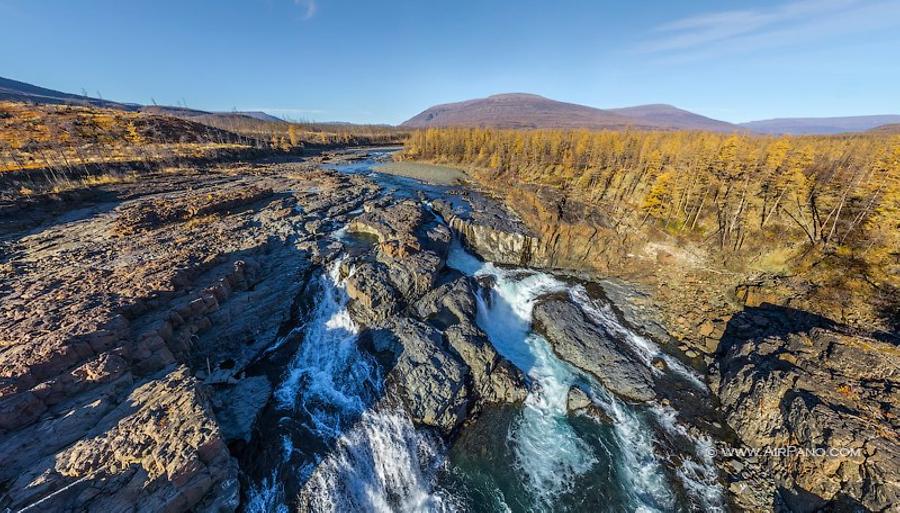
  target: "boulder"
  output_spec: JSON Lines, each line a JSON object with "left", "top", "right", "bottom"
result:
{"left": 369, "top": 319, "right": 471, "bottom": 434}
{"left": 566, "top": 386, "right": 612, "bottom": 424}
{"left": 567, "top": 386, "right": 592, "bottom": 411}
{"left": 533, "top": 299, "right": 656, "bottom": 402}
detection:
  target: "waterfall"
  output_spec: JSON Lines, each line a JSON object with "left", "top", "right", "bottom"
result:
{"left": 448, "top": 239, "right": 723, "bottom": 512}
{"left": 246, "top": 152, "right": 724, "bottom": 512}
{"left": 300, "top": 410, "right": 458, "bottom": 513}
{"left": 246, "top": 257, "right": 451, "bottom": 512}
{"left": 447, "top": 241, "right": 677, "bottom": 512}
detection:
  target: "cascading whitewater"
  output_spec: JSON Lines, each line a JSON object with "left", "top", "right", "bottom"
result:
{"left": 248, "top": 155, "right": 724, "bottom": 512}
{"left": 300, "top": 410, "right": 458, "bottom": 513}
{"left": 570, "top": 286, "right": 725, "bottom": 511}
{"left": 568, "top": 286, "right": 706, "bottom": 391}
{"left": 447, "top": 239, "right": 722, "bottom": 512}
{"left": 273, "top": 259, "right": 376, "bottom": 440}
{"left": 247, "top": 257, "right": 451, "bottom": 512}
{"left": 653, "top": 405, "right": 725, "bottom": 512}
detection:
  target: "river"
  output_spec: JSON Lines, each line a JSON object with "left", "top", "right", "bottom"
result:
{"left": 244, "top": 151, "right": 724, "bottom": 513}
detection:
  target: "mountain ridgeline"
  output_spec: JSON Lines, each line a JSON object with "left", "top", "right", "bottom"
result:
{"left": 401, "top": 93, "right": 737, "bottom": 132}
{"left": 402, "top": 93, "right": 900, "bottom": 134}
{"left": 742, "top": 115, "right": 900, "bottom": 135}
{"left": 5, "top": 75, "right": 899, "bottom": 135}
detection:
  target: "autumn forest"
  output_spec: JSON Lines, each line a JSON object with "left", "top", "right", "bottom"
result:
{"left": 401, "top": 128, "right": 900, "bottom": 330}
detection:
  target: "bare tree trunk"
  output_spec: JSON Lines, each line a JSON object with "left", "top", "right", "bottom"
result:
{"left": 841, "top": 181, "right": 884, "bottom": 244}
{"left": 782, "top": 206, "right": 816, "bottom": 244}
{"left": 761, "top": 186, "right": 787, "bottom": 228}
{"left": 690, "top": 187, "right": 709, "bottom": 231}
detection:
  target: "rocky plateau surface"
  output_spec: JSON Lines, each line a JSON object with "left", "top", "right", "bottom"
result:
{"left": 1, "top": 156, "right": 379, "bottom": 511}
{"left": 1, "top": 149, "right": 896, "bottom": 513}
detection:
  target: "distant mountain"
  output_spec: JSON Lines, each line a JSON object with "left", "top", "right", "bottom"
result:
{"left": 8, "top": 75, "right": 898, "bottom": 136}
{"left": 868, "top": 123, "right": 900, "bottom": 134}
{"left": 141, "top": 105, "right": 285, "bottom": 124}
{"left": 402, "top": 93, "right": 740, "bottom": 132}
{"left": 0, "top": 76, "right": 283, "bottom": 124}
{"left": 0, "top": 76, "right": 135, "bottom": 110}
{"left": 238, "top": 111, "right": 284, "bottom": 122}
{"left": 607, "top": 104, "right": 738, "bottom": 132}
{"left": 401, "top": 93, "right": 657, "bottom": 130}
{"left": 738, "top": 115, "right": 900, "bottom": 135}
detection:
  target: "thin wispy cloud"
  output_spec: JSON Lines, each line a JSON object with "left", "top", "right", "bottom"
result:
{"left": 294, "top": 0, "right": 317, "bottom": 20}
{"left": 637, "top": 0, "right": 900, "bottom": 60}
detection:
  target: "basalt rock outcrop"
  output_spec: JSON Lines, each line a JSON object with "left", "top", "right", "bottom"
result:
{"left": 4, "top": 366, "right": 239, "bottom": 513}
{"left": 413, "top": 276, "right": 526, "bottom": 405}
{"left": 712, "top": 305, "right": 900, "bottom": 512}
{"left": 432, "top": 198, "right": 536, "bottom": 267}
{"left": 344, "top": 200, "right": 528, "bottom": 435}
{"left": 533, "top": 298, "right": 656, "bottom": 402}
{"left": 288, "top": 192, "right": 531, "bottom": 510}
{"left": 432, "top": 185, "right": 622, "bottom": 273}
{"left": 370, "top": 318, "right": 471, "bottom": 433}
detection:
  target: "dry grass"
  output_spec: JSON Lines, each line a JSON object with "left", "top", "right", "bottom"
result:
{"left": 747, "top": 246, "right": 801, "bottom": 274}
{"left": 10, "top": 172, "right": 139, "bottom": 198}
{"left": 81, "top": 173, "right": 137, "bottom": 187}
{"left": 0, "top": 101, "right": 257, "bottom": 176}
{"left": 49, "top": 173, "right": 137, "bottom": 194}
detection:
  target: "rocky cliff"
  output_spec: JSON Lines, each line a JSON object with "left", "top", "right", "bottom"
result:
{"left": 713, "top": 305, "right": 899, "bottom": 512}
{"left": 0, "top": 152, "right": 529, "bottom": 512}
{"left": 0, "top": 158, "right": 380, "bottom": 511}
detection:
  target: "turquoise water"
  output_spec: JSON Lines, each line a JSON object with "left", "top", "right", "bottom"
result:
{"left": 244, "top": 155, "right": 725, "bottom": 512}
{"left": 442, "top": 241, "right": 685, "bottom": 513}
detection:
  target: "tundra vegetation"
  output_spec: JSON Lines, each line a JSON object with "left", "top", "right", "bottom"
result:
{"left": 0, "top": 101, "right": 405, "bottom": 196}
{"left": 401, "top": 128, "right": 900, "bottom": 331}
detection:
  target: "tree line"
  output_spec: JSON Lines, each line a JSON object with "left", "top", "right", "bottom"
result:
{"left": 401, "top": 128, "right": 899, "bottom": 270}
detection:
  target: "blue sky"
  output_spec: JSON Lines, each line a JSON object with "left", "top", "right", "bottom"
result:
{"left": 1, "top": 0, "right": 898, "bottom": 124}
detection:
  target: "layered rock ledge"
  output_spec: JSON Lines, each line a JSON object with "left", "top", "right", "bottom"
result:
{"left": 712, "top": 305, "right": 899, "bottom": 512}
{"left": 0, "top": 157, "right": 379, "bottom": 512}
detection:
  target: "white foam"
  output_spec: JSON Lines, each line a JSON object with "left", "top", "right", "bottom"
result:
{"left": 244, "top": 474, "right": 289, "bottom": 513}
{"left": 600, "top": 394, "right": 676, "bottom": 512}
{"left": 448, "top": 239, "right": 676, "bottom": 511}
{"left": 273, "top": 258, "right": 373, "bottom": 440}
{"left": 570, "top": 285, "right": 707, "bottom": 391}
{"left": 653, "top": 405, "right": 725, "bottom": 511}
{"left": 301, "top": 409, "right": 458, "bottom": 513}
